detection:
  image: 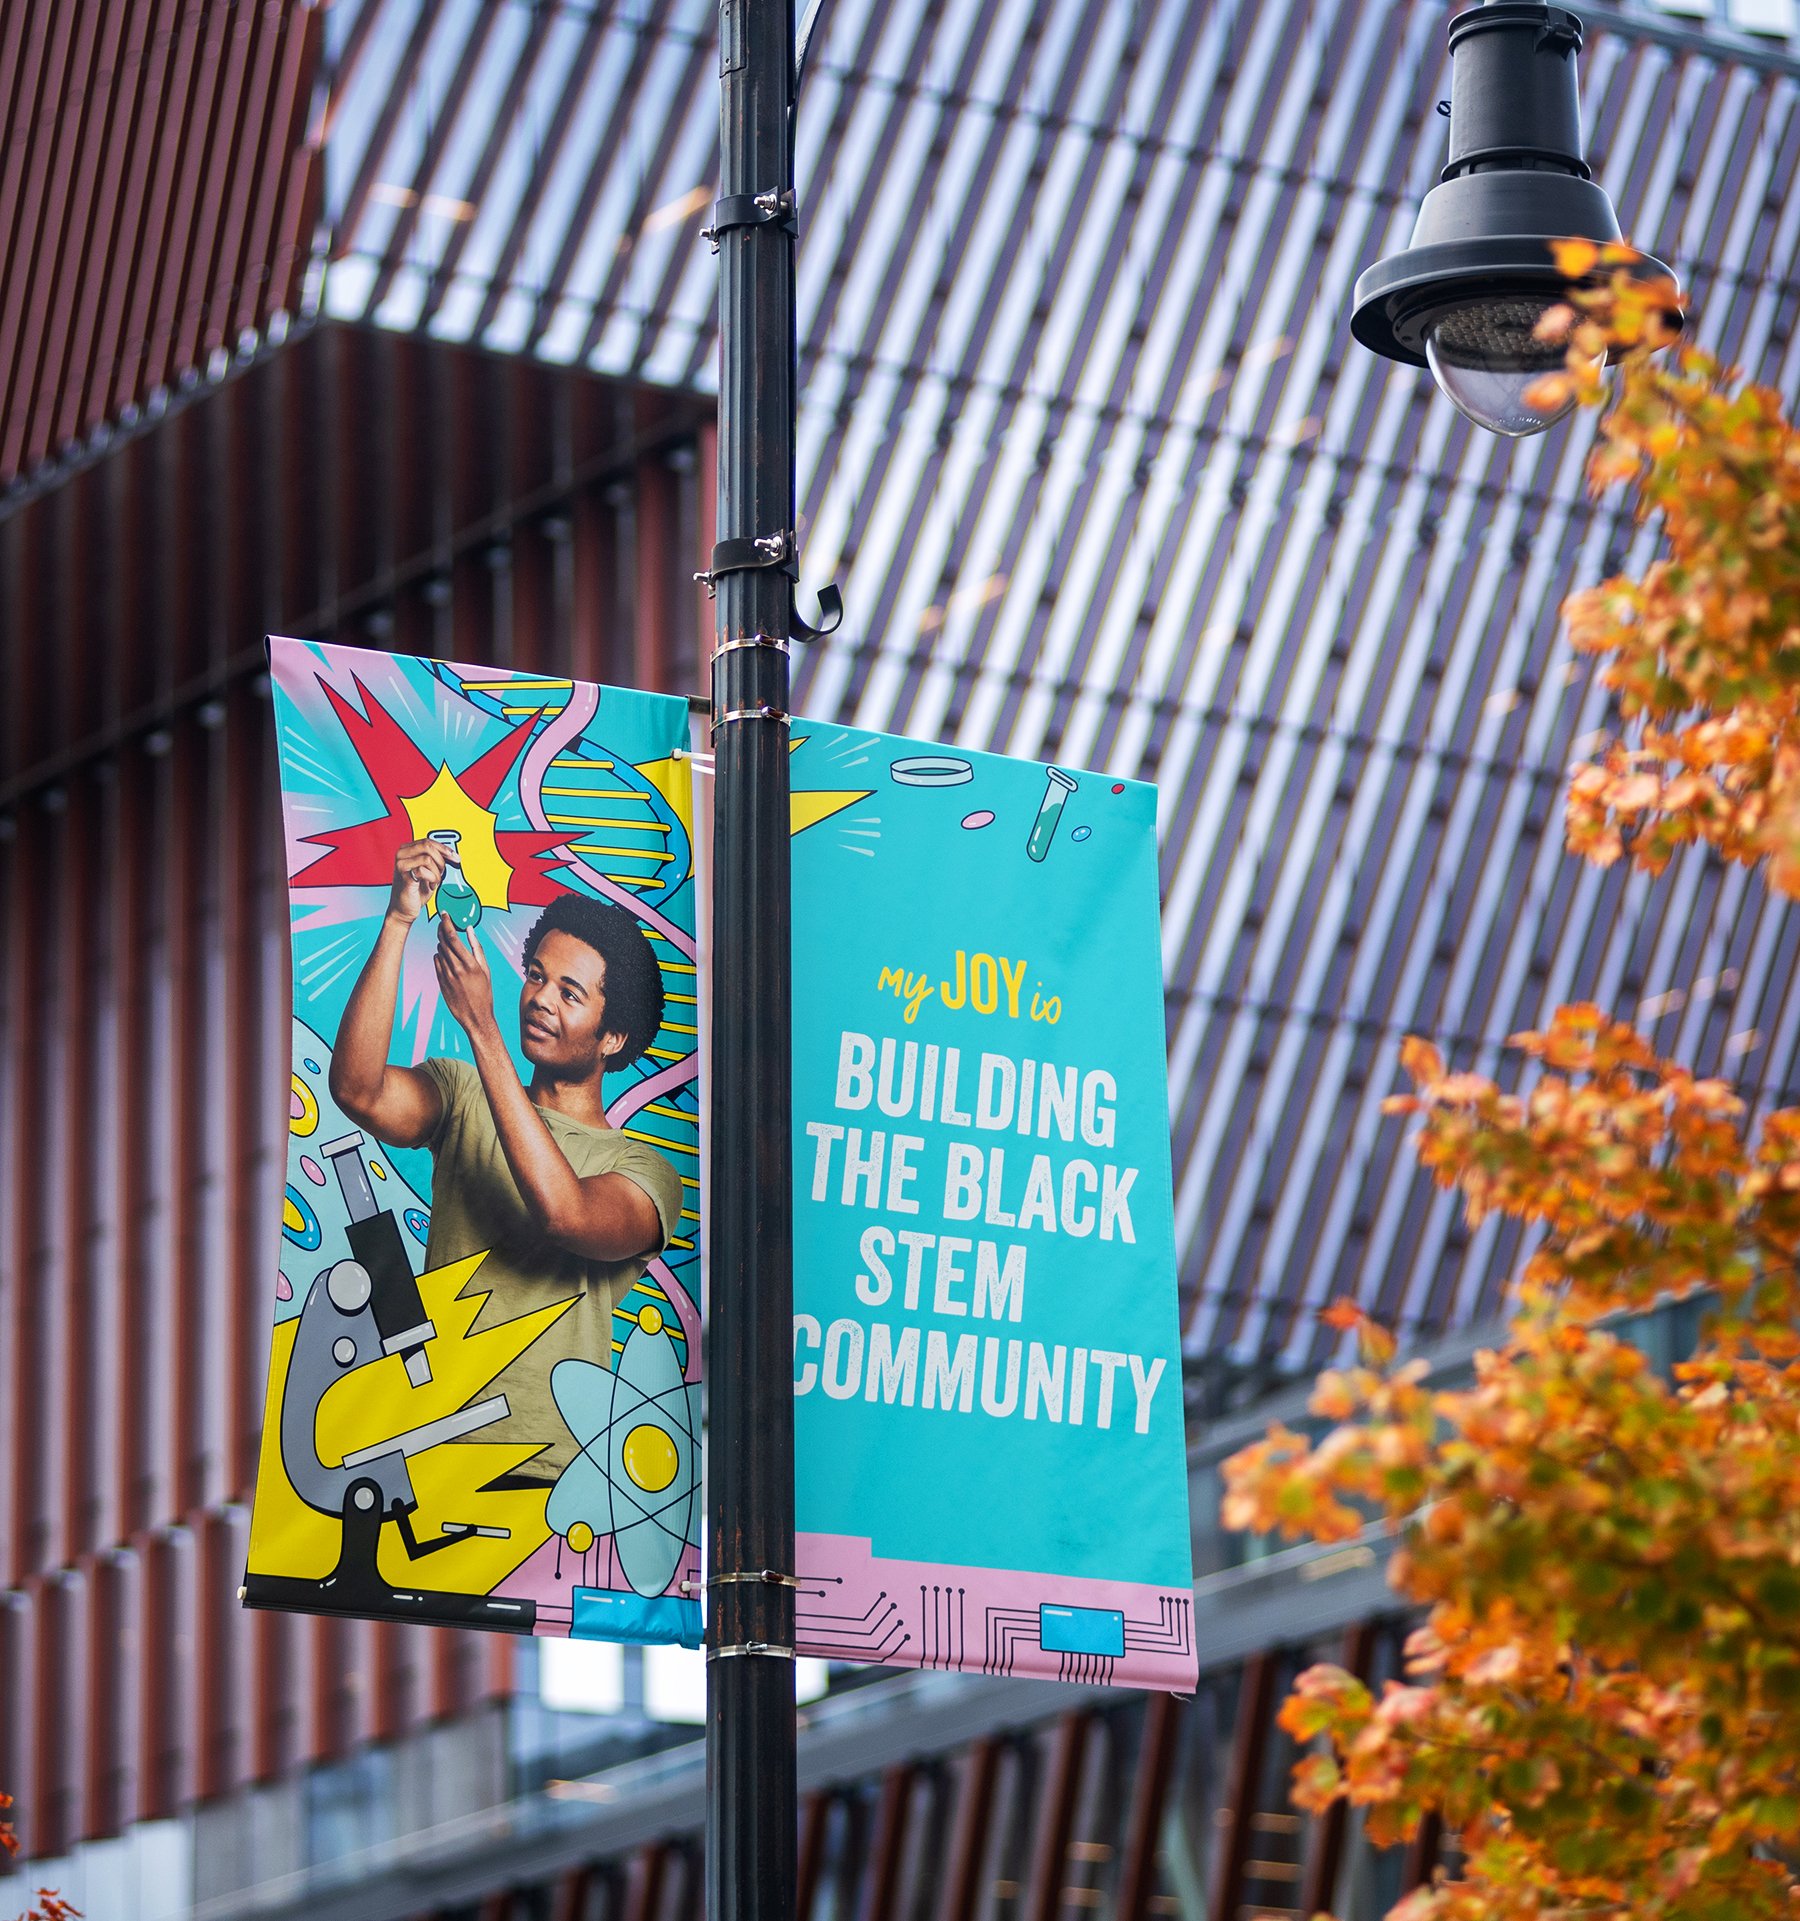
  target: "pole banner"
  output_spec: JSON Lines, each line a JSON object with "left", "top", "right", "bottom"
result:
{"left": 790, "top": 728, "right": 1196, "bottom": 1688}
{"left": 247, "top": 638, "right": 702, "bottom": 1646}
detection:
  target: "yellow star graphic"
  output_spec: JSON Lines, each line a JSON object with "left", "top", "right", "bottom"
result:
{"left": 403, "top": 764, "right": 519, "bottom": 911}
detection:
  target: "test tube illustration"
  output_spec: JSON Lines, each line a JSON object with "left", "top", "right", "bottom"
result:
{"left": 1026, "top": 768, "right": 1079, "bottom": 862}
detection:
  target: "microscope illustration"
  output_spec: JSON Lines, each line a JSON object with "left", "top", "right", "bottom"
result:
{"left": 247, "top": 1129, "right": 538, "bottom": 1630}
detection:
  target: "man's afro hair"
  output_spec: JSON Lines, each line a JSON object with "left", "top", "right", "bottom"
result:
{"left": 523, "top": 894, "right": 664, "bottom": 1069}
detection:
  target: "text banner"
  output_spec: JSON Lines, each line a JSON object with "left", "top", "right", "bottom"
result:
{"left": 791, "top": 727, "right": 1196, "bottom": 1688}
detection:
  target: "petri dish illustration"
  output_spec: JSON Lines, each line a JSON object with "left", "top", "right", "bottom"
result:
{"left": 890, "top": 755, "right": 973, "bottom": 787}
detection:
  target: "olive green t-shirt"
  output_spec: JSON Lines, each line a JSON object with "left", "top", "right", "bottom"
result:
{"left": 417, "top": 1056, "right": 685, "bottom": 1480}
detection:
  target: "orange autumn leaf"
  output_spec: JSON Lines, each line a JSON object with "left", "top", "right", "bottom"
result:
{"left": 1550, "top": 237, "right": 1600, "bottom": 279}
{"left": 1399, "top": 1036, "right": 1446, "bottom": 1083}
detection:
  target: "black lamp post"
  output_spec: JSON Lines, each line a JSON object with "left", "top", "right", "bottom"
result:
{"left": 707, "top": 3, "right": 800, "bottom": 1920}
{"left": 1351, "top": 1, "right": 1678, "bottom": 436}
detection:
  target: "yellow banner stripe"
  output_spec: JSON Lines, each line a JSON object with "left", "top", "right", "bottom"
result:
{"left": 556, "top": 819, "right": 673, "bottom": 833}
{"left": 544, "top": 790, "right": 655, "bottom": 803}
{"left": 623, "top": 1126, "right": 697, "bottom": 1155}
{"left": 540, "top": 787, "right": 642, "bottom": 800}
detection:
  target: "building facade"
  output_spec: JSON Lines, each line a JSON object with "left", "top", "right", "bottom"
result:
{"left": 3, "top": 0, "right": 1799, "bottom": 1915}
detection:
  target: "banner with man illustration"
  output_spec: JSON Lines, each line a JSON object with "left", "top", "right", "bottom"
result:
{"left": 247, "top": 638, "right": 701, "bottom": 1646}
{"left": 789, "top": 728, "right": 1196, "bottom": 1688}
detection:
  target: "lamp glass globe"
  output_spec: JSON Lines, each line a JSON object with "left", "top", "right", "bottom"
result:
{"left": 1423, "top": 294, "right": 1579, "bottom": 438}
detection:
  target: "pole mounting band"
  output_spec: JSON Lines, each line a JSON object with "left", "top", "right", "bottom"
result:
{"left": 701, "top": 188, "right": 798, "bottom": 251}
{"left": 707, "top": 1642, "right": 797, "bottom": 1661}
{"left": 695, "top": 530, "right": 795, "bottom": 594}
{"left": 711, "top": 703, "right": 790, "bottom": 731}
{"left": 712, "top": 632, "right": 790, "bottom": 657}
{"left": 707, "top": 1568, "right": 803, "bottom": 1589}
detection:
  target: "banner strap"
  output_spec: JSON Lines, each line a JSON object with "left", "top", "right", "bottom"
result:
{"left": 711, "top": 703, "right": 789, "bottom": 732}
{"left": 707, "top": 1642, "right": 797, "bottom": 1662}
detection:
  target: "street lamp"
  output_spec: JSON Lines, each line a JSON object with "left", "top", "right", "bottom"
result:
{"left": 1351, "top": 2, "right": 1678, "bottom": 436}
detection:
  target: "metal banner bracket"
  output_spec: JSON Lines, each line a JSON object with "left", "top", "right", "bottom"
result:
{"left": 702, "top": 188, "right": 798, "bottom": 251}
{"left": 696, "top": 534, "right": 843, "bottom": 640}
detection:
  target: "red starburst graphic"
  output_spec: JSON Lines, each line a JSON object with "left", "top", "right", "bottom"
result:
{"left": 291, "top": 675, "right": 574, "bottom": 905}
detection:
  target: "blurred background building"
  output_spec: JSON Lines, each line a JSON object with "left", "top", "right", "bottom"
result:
{"left": 2, "top": 0, "right": 1798, "bottom": 1915}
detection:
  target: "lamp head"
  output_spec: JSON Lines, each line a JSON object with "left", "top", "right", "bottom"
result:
{"left": 1350, "top": 3, "right": 1678, "bottom": 436}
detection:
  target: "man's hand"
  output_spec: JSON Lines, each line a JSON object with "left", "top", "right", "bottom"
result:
{"left": 435, "top": 919, "right": 496, "bottom": 1039}
{"left": 389, "top": 838, "right": 448, "bottom": 925}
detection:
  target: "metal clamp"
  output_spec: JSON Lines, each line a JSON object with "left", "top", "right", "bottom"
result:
{"left": 712, "top": 632, "right": 790, "bottom": 657}
{"left": 695, "top": 531, "right": 795, "bottom": 594}
{"left": 701, "top": 188, "right": 798, "bottom": 251}
{"left": 711, "top": 703, "right": 790, "bottom": 731}
{"left": 707, "top": 1641, "right": 797, "bottom": 1661}
{"left": 708, "top": 1568, "right": 804, "bottom": 1589}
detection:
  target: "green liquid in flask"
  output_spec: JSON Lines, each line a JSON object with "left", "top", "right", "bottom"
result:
{"left": 439, "top": 869, "right": 482, "bottom": 930}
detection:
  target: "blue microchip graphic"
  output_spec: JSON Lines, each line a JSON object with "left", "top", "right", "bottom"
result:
{"left": 1038, "top": 1603, "right": 1125, "bottom": 1658}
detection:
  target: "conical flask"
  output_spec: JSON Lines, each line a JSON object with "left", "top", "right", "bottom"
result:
{"left": 427, "top": 829, "right": 482, "bottom": 930}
